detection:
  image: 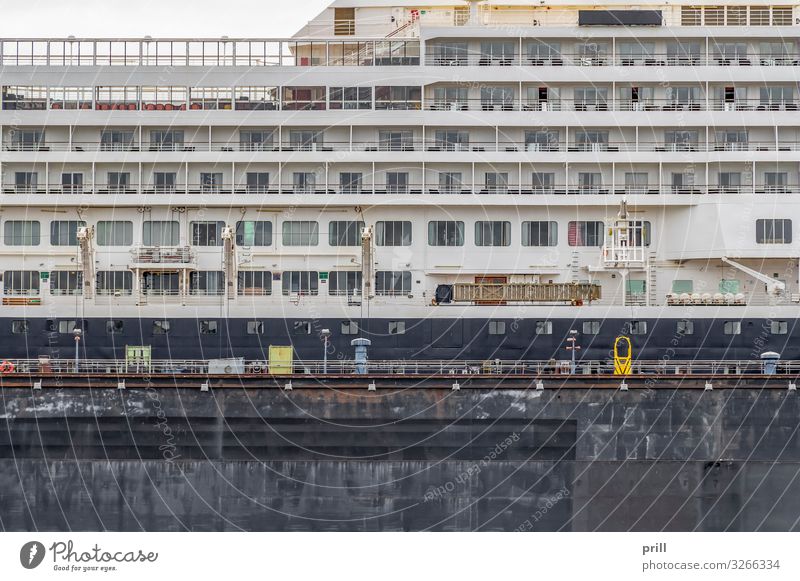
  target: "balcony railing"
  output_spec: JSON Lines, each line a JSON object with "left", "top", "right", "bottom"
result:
{"left": 424, "top": 53, "right": 800, "bottom": 67}
{"left": 130, "top": 246, "right": 194, "bottom": 264}
{"left": 2, "top": 182, "right": 799, "bottom": 197}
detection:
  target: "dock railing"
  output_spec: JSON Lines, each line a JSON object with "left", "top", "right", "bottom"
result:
{"left": 1, "top": 358, "right": 797, "bottom": 377}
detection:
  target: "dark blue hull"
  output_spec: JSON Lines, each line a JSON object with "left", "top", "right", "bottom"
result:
{"left": 0, "top": 317, "right": 794, "bottom": 361}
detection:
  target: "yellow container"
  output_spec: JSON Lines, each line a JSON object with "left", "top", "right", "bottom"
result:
{"left": 269, "top": 346, "right": 294, "bottom": 375}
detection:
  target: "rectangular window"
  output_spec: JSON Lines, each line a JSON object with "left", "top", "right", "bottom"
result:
{"left": 3, "top": 220, "right": 40, "bottom": 245}
{"left": 582, "top": 321, "right": 600, "bottom": 335}
{"left": 677, "top": 320, "right": 694, "bottom": 335}
{"left": 245, "top": 172, "right": 270, "bottom": 194}
{"left": 235, "top": 221, "right": 272, "bottom": 246}
{"left": 329, "top": 271, "right": 362, "bottom": 296}
{"left": 100, "top": 130, "right": 134, "bottom": 151}
{"left": 106, "top": 320, "right": 124, "bottom": 335}
{"left": 50, "top": 220, "right": 86, "bottom": 246}
{"left": 341, "top": 321, "right": 359, "bottom": 335}
{"left": 484, "top": 172, "right": 509, "bottom": 193}
{"left": 282, "top": 221, "right": 319, "bottom": 246}
{"left": 96, "top": 271, "right": 133, "bottom": 296}
{"left": 289, "top": 130, "right": 323, "bottom": 150}
{"left": 723, "top": 321, "right": 741, "bottom": 335}
{"left": 143, "top": 221, "right": 180, "bottom": 246}
{"left": 375, "top": 86, "right": 421, "bottom": 110}
{"left": 282, "top": 271, "right": 319, "bottom": 296}
{"left": 522, "top": 221, "right": 557, "bottom": 247}
{"left": 385, "top": 172, "right": 409, "bottom": 194}
{"left": 149, "top": 130, "right": 184, "bottom": 151}
{"left": 153, "top": 172, "right": 177, "bottom": 193}
{"left": 61, "top": 173, "right": 84, "bottom": 194}
{"left": 672, "top": 280, "right": 694, "bottom": 294}
{"left": 239, "top": 130, "right": 274, "bottom": 151}
{"left": 153, "top": 320, "right": 171, "bottom": 335}
{"left": 292, "top": 172, "right": 316, "bottom": 193}
{"left": 375, "top": 221, "right": 412, "bottom": 246}
{"left": 200, "top": 320, "right": 218, "bottom": 335}
{"left": 428, "top": 221, "right": 465, "bottom": 246}
{"left": 378, "top": 131, "right": 414, "bottom": 152}
{"left": 14, "top": 171, "right": 38, "bottom": 193}
{"left": 535, "top": 321, "right": 553, "bottom": 335}
{"left": 58, "top": 320, "right": 85, "bottom": 334}
{"left": 3, "top": 271, "right": 39, "bottom": 295}
{"left": 568, "top": 221, "right": 604, "bottom": 247}
{"left": 329, "top": 221, "right": 364, "bottom": 246}
{"left": 190, "top": 271, "right": 225, "bottom": 296}
{"left": 474, "top": 221, "right": 511, "bottom": 246}
{"left": 199, "top": 172, "right": 223, "bottom": 194}
{"left": 191, "top": 221, "right": 225, "bottom": 246}
{"left": 389, "top": 321, "right": 406, "bottom": 335}
{"left": 329, "top": 87, "right": 372, "bottom": 109}
{"left": 339, "top": 173, "right": 363, "bottom": 195}
{"left": 438, "top": 172, "right": 463, "bottom": 194}
{"left": 11, "top": 320, "right": 29, "bottom": 334}
{"left": 109, "top": 173, "right": 131, "bottom": 195}
{"left": 628, "top": 321, "right": 648, "bottom": 335}
{"left": 770, "top": 321, "right": 788, "bottom": 335}
{"left": 376, "top": 271, "right": 412, "bottom": 296}
{"left": 96, "top": 221, "right": 133, "bottom": 246}
{"left": 237, "top": 271, "right": 272, "bottom": 296}
{"left": 756, "top": 219, "right": 792, "bottom": 244}
{"left": 247, "top": 321, "right": 264, "bottom": 335}
{"left": 49, "top": 271, "right": 82, "bottom": 296}
{"left": 488, "top": 321, "right": 506, "bottom": 335}
{"left": 434, "top": 130, "right": 469, "bottom": 151}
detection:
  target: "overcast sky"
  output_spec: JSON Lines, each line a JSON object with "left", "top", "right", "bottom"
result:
{"left": 0, "top": 0, "right": 331, "bottom": 37}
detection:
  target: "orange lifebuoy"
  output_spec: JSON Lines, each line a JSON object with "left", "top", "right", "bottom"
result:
{"left": 0, "top": 360, "right": 15, "bottom": 374}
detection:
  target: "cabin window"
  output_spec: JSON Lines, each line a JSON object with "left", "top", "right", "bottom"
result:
{"left": 629, "top": 321, "right": 648, "bottom": 335}
{"left": 200, "top": 320, "right": 218, "bottom": 335}
{"left": 677, "top": 320, "right": 694, "bottom": 335}
{"left": 329, "top": 221, "right": 364, "bottom": 246}
{"left": 106, "top": 320, "right": 124, "bottom": 335}
{"left": 376, "top": 221, "right": 412, "bottom": 246}
{"left": 282, "top": 221, "right": 319, "bottom": 246}
{"left": 282, "top": 271, "right": 319, "bottom": 296}
{"left": 376, "top": 271, "right": 412, "bottom": 296}
{"left": 152, "top": 320, "right": 171, "bottom": 335}
{"left": 522, "top": 221, "right": 557, "bottom": 247}
{"left": 770, "top": 321, "right": 788, "bottom": 335}
{"left": 50, "top": 220, "right": 86, "bottom": 246}
{"left": 428, "top": 221, "right": 464, "bottom": 247}
{"left": 488, "top": 321, "right": 506, "bottom": 335}
{"left": 3, "top": 220, "right": 40, "bottom": 246}
{"left": 582, "top": 321, "right": 600, "bottom": 335}
{"left": 11, "top": 320, "right": 29, "bottom": 334}
{"left": 389, "top": 321, "right": 406, "bottom": 335}
{"left": 341, "top": 321, "right": 359, "bottom": 335}
{"left": 756, "top": 219, "right": 792, "bottom": 244}
{"left": 97, "top": 221, "right": 133, "bottom": 246}
{"left": 474, "top": 221, "right": 511, "bottom": 247}
{"left": 247, "top": 321, "right": 264, "bottom": 335}
{"left": 535, "top": 321, "right": 553, "bottom": 335}
{"left": 723, "top": 321, "right": 742, "bottom": 335}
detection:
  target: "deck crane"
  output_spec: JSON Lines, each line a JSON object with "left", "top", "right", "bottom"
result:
{"left": 76, "top": 225, "right": 95, "bottom": 299}
{"left": 721, "top": 257, "right": 786, "bottom": 296}
{"left": 361, "top": 225, "right": 374, "bottom": 300}
{"left": 221, "top": 225, "right": 237, "bottom": 300}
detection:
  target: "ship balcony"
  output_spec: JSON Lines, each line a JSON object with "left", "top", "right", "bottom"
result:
{"left": 424, "top": 53, "right": 800, "bottom": 68}
{"left": 4, "top": 183, "right": 800, "bottom": 197}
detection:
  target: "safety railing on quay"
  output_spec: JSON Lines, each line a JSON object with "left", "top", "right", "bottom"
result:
{"left": 0, "top": 358, "right": 797, "bottom": 378}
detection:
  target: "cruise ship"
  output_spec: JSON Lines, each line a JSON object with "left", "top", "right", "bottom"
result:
{"left": 1, "top": 0, "right": 799, "bottom": 363}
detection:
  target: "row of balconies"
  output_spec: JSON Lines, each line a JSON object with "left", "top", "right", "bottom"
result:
{"left": 425, "top": 53, "right": 800, "bottom": 68}
{"left": 1, "top": 184, "right": 797, "bottom": 197}
{"left": 3, "top": 137, "right": 800, "bottom": 154}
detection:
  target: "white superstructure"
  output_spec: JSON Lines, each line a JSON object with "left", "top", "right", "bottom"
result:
{"left": 0, "top": 1, "right": 799, "bottom": 360}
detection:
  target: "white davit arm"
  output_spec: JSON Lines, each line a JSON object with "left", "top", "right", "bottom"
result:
{"left": 721, "top": 257, "right": 787, "bottom": 295}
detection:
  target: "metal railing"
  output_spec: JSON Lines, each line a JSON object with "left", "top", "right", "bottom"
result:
{"left": 3, "top": 357, "right": 799, "bottom": 377}
{"left": 4, "top": 184, "right": 800, "bottom": 196}
{"left": 425, "top": 53, "right": 800, "bottom": 67}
